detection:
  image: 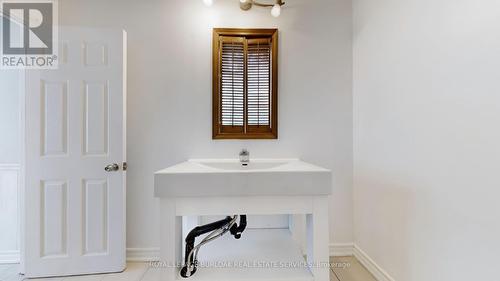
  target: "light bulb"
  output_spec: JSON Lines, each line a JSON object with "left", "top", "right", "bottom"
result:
{"left": 203, "top": 0, "right": 213, "bottom": 7}
{"left": 271, "top": 3, "right": 281, "bottom": 17}
{"left": 240, "top": 0, "right": 247, "bottom": 3}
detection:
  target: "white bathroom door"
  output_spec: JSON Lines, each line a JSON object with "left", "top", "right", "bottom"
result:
{"left": 23, "top": 27, "right": 127, "bottom": 278}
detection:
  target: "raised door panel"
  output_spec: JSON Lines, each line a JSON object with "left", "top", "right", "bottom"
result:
{"left": 41, "top": 81, "right": 68, "bottom": 157}
{"left": 83, "top": 81, "right": 109, "bottom": 156}
{"left": 82, "top": 179, "right": 108, "bottom": 255}
{"left": 40, "top": 181, "right": 68, "bottom": 258}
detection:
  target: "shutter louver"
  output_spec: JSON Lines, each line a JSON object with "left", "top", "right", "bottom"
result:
{"left": 220, "top": 37, "right": 245, "bottom": 129}
{"left": 247, "top": 38, "right": 271, "bottom": 127}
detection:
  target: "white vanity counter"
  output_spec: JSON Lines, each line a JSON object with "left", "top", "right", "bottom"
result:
{"left": 154, "top": 159, "right": 332, "bottom": 281}
{"left": 154, "top": 159, "right": 331, "bottom": 197}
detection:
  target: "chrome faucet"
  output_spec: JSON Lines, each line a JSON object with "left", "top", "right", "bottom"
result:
{"left": 239, "top": 149, "right": 250, "bottom": 164}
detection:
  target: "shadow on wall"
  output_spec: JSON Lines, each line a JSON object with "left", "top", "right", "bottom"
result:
{"left": 354, "top": 170, "right": 417, "bottom": 280}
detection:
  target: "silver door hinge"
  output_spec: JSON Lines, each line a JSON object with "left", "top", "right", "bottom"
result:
{"left": 123, "top": 162, "right": 127, "bottom": 171}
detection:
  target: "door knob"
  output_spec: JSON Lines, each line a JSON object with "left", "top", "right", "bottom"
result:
{"left": 105, "top": 163, "right": 120, "bottom": 172}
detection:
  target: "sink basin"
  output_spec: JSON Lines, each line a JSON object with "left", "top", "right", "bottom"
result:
{"left": 154, "top": 159, "right": 332, "bottom": 197}
{"left": 196, "top": 160, "right": 289, "bottom": 171}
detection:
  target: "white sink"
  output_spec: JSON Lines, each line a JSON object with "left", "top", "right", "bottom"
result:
{"left": 196, "top": 159, "right": 289, "bottom": 171}
{"left": 154, "top": 159, "right": 332, "bottom": 197}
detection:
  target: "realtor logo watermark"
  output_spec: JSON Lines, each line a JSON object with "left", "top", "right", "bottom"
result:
{"left": 1, "top": 0, "right": 58, "bottom": 69}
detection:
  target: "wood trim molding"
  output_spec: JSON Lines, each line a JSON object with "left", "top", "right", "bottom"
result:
{"left": 212, "top": 28, "right": 278, "bottom": 140}
{"left": 126, "top": 248, "right": 160, "bottom": 262}
{"left": 329, "top": 243, "right": 354, "bottom": 257}
{"left": 0, "top": 250, "right": 20, "bottom": 264}
{"left": 0, "top": 164, "right": 21, "bottom": 264}
{"left": 0, "top": 164, "right": 21, "bottom": 169}
{"left": 353, "top": 244, "right": 396, "bottom": 281}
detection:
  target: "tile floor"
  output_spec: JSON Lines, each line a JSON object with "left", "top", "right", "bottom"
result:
{"left": 330, "top": 256, "right": 377, "bottom": 281}
{"left": 0, "top": 256, "right": 376, "bottom": 281}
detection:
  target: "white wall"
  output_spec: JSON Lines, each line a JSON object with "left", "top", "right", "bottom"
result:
{"left": 59, "top": 0, "right": 353, "bottom": 250}
{"left": 353, "top": 0, "right": 500, "bottom": 280}
{"left": 0, "top": 70, "right": 20, "bottom": 164}
{"left": 0, "top": 59, "right": 21, "bottom": 262}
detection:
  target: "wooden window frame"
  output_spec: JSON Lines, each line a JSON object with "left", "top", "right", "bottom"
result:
{"left": 212, "top": 28, "right": 278, "bottom": 139}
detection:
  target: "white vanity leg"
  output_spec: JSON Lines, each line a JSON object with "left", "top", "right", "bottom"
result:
{"left": 290, "top": 214, "right": 307, "bottom": 255}
{"left": 306, "top": 196, "right": 330, "bottom": 281}
{"left": 183, "top": 216, "right": 200, "bottom": 238}
{"left": 182, "top": 216, "right": 200, "bottom": 259}
{"left": 160, "top": 198, "right": 183, "bottom": 281}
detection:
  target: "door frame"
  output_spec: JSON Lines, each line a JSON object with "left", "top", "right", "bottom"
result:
{"left": 19, "top": 67, "right": 26, "bottom": 274}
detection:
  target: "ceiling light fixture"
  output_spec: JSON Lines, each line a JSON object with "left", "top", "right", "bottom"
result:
{"left": 270, "top": 3, "right": 281, "bottom": 17}
{"left": 203, "top": 0, "right": 214, "bottom": 7}
{"left": 240, "top": 0, "right": 285, "bottom": 17}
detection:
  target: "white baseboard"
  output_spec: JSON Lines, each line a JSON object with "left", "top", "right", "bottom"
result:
{"left": 127, "top": 244, "right": 395, "bottom": 281}
{"left": 126, "top": 248, "right": 160, "bottom": 262}
{"left": 329, "top": 243, "right": 354, "bottom": 256}
{"left": 329, "top": 243, "right": 395, "bottom": 281}
{"left": 129, "top": 244, "right": 356, "bottom": 262}
{"left": 0, "top": 251, "right": 20, "bottom": 264}
{"left": 353, "top": 244, "right": 395, "bottom": 281}
{"left": 0, "top": 164, "right": 21, "bottom": 169}
{"left": 130, "top": 244, "right": 356, "bottom": 261}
